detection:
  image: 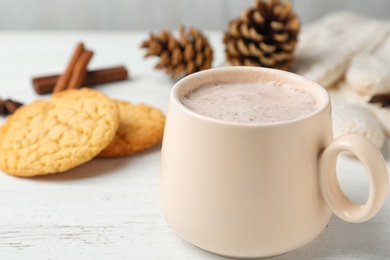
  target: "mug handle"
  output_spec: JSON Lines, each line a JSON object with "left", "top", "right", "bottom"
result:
{"left": 319, "top": 134, "right": 389, "bottom": 223}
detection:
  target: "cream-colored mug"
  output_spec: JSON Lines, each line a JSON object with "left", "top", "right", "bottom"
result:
{"left": 159, "top": 67, "right": 389, "bottom": 258}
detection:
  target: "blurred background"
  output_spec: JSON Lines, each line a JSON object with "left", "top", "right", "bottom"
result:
{"left": 0, "top": 0, "right": 390, "bottom": 30}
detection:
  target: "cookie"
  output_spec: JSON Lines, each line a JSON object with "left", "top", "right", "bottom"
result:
{"left": 0, "top": 88, "right": 119, "bottom": 177}
{"left": 371, "top": 108, "right": 390, "bottom": 137}
{"left": 97, "top": 100, "right": 165, "bottom": 158}
{"left": 332, "top": 102, "right": 385, "bottom": 149}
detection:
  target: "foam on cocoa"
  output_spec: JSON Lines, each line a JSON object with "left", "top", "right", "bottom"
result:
{"left": 181, "top": 82, "right": 320, "bottom": 123}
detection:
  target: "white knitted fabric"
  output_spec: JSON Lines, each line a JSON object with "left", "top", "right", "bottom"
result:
{"left": 345, "top": 53, "right": 390, "bottom": 96}
{"left": 345, "top": 24, "right": 390, "bottom": 96}
{"left": 294, "top": 12, "right": 390, "bottom": 150}
{"left": 293, "top": 12, "right": 388, "bottom": 89}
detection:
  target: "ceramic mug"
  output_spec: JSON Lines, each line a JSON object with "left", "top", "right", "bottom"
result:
{"left": 159, "top": 67, "right": 389, "bottom": 258}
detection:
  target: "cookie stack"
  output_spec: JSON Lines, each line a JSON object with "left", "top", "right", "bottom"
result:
{"left": 0, "top": 88, "right": 165, "bottom": 177}
{"left": 292, "top": 11, "right": 390, "bottom": 150}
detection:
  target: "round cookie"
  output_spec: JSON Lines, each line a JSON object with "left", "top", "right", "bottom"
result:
{"left": 0, "top": 88, "right": 119, "bottom": 177}
{"left": 97, "top": 100, "right": 165, "bottom": 158}
{"left": 372, "top": 108, "right": 390, "bottom": 137}
{"left": 332, "top": 102, "right": 385, "bottom": 149}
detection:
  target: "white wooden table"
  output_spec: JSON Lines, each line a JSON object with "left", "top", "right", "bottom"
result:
{"left": 0, "top": 32, "right": 389, "bottom": 260}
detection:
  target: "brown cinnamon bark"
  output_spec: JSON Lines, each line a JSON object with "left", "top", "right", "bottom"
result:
{"left": 53, "top": 42, "right": 85, "bottom": 93}
{"left": 32, "top": 66, "right": 129, "bottom": 94}
{"left": 67, "top": 50, "right": 94, "bottom": 89}
{"left": 3, "top": 99, "right": 23, "bottom": 114}
{"left": 0, "top": 99, "right": 4, "bottom": 115}
{"left": 0, "top": 98, "right": 23, "bottom": 116}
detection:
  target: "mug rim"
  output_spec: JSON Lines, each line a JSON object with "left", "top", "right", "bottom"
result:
{"left": 171, "top": 66, "right": 330, "bottom": 127}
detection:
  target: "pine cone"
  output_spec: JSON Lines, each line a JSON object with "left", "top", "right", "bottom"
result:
{"left": 223, "top": 0, "right": 300, "bottom": 70}
{"left": 141, "top": 26, "right": 213, "bottom": 79}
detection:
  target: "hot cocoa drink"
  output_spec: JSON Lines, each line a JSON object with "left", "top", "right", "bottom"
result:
{"left": 181, "top": 82, "right": 320, "bottom": 123}
{"left": 162, "top": 67, "right": 388, "bottom": 258}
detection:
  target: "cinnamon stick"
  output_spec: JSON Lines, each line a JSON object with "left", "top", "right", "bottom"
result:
{"left": 0, "top": 99, "right": 4, "bottom": 115}
{"left": 3, "top": 99, "right": 23, "bottom": 114}
{"left": 32, "top": 66, "right": 129, "bottom": 94}
{"left": 0, "top": 98, "right": 23, "bottom": 116}
{"left": 67, "top": 50, "right": 94, "bottom": 89}
{"left": 53, "top": 42, "right": 85, "bottom": 93}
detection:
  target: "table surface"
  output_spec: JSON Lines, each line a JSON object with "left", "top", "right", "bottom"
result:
{"left": 0, "top": 31, "right": 389, "bottom": 260}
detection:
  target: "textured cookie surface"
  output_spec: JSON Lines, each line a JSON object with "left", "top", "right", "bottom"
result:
{"left": 97, "top": 100, "right": 165, "bottom": 158}
{"left": 372, "top": 108, "right": 390, "bottom": 137}
{"left": 332, "top": 102, "right": 385, "bottom": 149}
{"left": 0, "top": 88, "right": 119, "bottom": 177}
